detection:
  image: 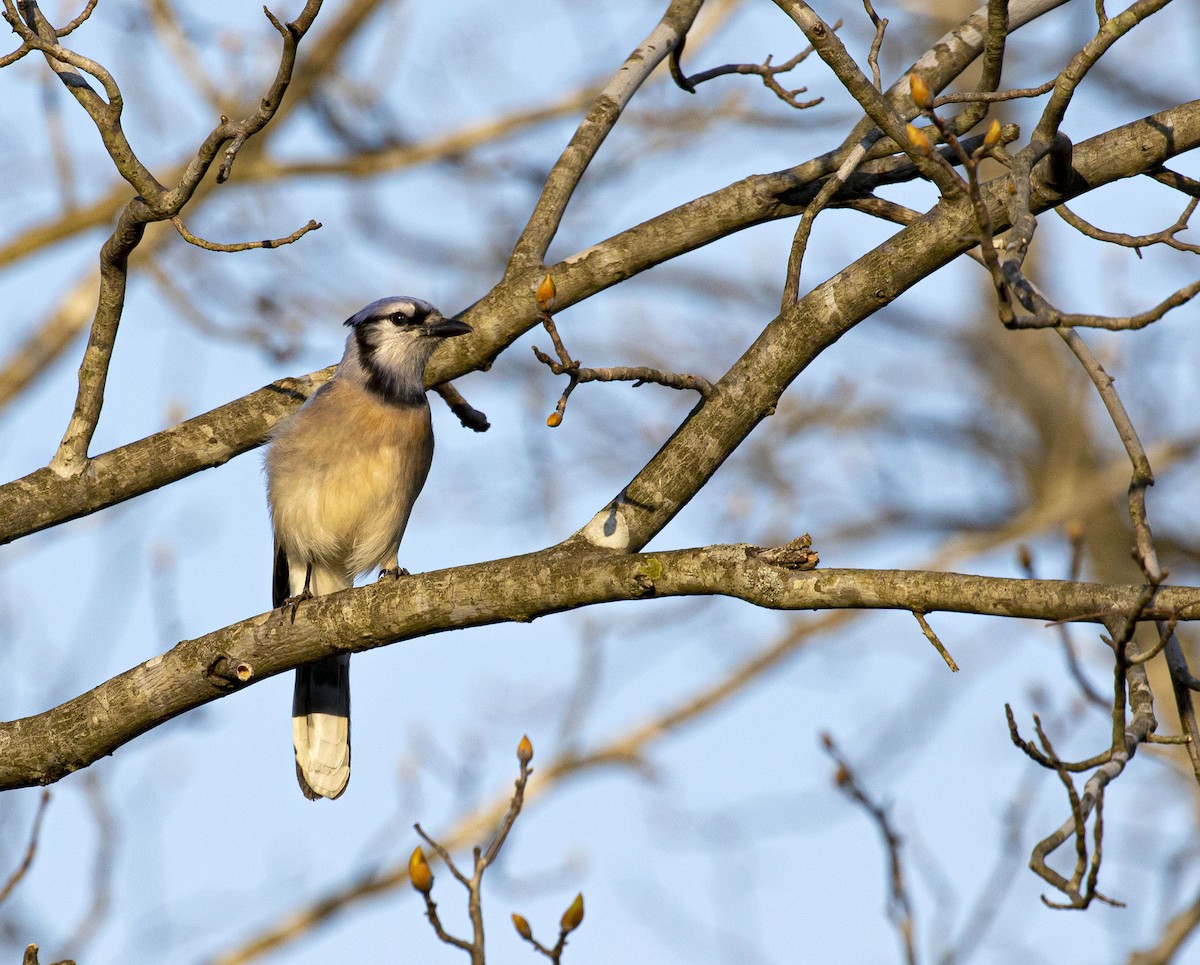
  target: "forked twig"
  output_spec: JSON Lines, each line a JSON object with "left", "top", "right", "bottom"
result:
{"left": 410, "top": 738, "right": 560, "bottom": 965}
{"left": 532, "top": 276, "right": 712, "bottom": 427}
{"left": 669, "top": 22, "right": 837, "bottom": 110}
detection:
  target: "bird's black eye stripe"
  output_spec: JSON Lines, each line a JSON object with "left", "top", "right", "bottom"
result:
{"left": 388, "top": 308, "right": 424, "bottom": 325}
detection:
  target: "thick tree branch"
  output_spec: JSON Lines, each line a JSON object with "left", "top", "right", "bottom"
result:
{"left": 0, "top": 370, "right": 330, "bottom": 544}
{"left": 2, "top": 542, "right": 1200, "bottom": 792}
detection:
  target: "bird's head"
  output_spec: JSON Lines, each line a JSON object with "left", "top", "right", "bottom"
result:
{"left": 342, "top": 296, "right": 471, "bottom": 404}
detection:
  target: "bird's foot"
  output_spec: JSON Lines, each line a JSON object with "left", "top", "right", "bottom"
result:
{"left": 378, "top": 566, "right": 410, "bottom": 580}
{"left": 279, "top": 587, "right": 313, "bottom": 624}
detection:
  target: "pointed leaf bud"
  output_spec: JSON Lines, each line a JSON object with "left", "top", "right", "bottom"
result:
{"left": 560, "top": 892, "right": 584, "bottom": 933}
{"left": 517, "top": 734, "right": 534, "bottom": 765}
{"left": 906, "top": 123, "right": 931, "bottom": 155}
{"left": 536, "top": 273, "right": 557, "bottom": 312}
{"left": 409, "top": 846, "right": 434, "bottom": 894}
{"left": 512, "top": 913, "right": 533, "bottom": 941}
{"left": 909, "top": 73, "right": 932, "bottom": 110}
{"left": 984, "top": 118, "right": 1002, "bottom": 148}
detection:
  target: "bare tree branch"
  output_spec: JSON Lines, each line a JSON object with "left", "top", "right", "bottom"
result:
{"left": 3, "top": 543, "right": 1200, "bottom": 793}
{"left": 170, "top": 216, "right": 321, "bottom": 253}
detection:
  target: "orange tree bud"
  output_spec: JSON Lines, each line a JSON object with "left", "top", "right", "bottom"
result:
{"left": 906, "top": 123, "right": 931, "bottom": 155}
{"left": 546, "top": 411, "right": 562, "bottom": 428}
{"left": 536, "top": 273, "right": 557, "bottom": 312}
{"left": 909, "top": 73, "right": 932, "bottom": 110}
{"left": 512, "top": 913, "right": 533, "bottom": 940}
{"left": 517, "top": 734, "right": 534, "bottom": 764}
{"left": 409, "top": 846, "right": 434, "bottom": 894}
{"left": 984, "top": 118, "right": 1002, "bottom": 148}
{"left": 560, "top": 892, "right": 585, "bottom": 933}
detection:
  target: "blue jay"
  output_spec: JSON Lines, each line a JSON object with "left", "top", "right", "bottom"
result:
{"left": 264, "top": 296, "right": 471, "bottom": 800}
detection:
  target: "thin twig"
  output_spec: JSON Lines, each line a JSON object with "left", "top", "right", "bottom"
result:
{"left": 1056, "top": 197, "right": 1200, "bottom": 256}
{"left": 1033, "top": 0, "right": 1171, "bottom": 147}
{"left": 671, "top": 40, "right": 828, "bottom": 110}
{"left": 170, "top": 216, "right": 321, "bottom": 252}
{"left": 533, "top": 346, "right": 714, "bottom": 397}
{"left": 533, "top": 310, "right": 712, "bottom": 426}
{"left": 912, "top": 611, "right": 959, "bottom": 672}
{"left": 932, "top": 78, "right": 1055, "bottom": 105}
{"left": 22, "top": 0, "right": 326, "bottom": 476}
{"left": 1000, "top": 277, "right": 1200, "bottom": 331}
{"left": 861, "top": 0, "right": 886, "bottom": 90}
{"left": 513, "top": 893, "right": 584, "bottom": 964}
{"left": 411, "top": 739, "right": 535, "bottom": 965}
{"left": 782, "top": 138, "right": 870, "bottom": 307}
{"left": 0, "top": 0, "right": 96, "bottom": 65}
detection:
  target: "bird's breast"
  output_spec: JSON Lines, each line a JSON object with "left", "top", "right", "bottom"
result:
{"left": 265, "top": 380, "right": 435, "bottom": 576}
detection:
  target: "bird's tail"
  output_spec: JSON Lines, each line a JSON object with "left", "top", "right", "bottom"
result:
{"left": 277, "top": 550, "right": 352, "bottom": 800}
{"left": 293, "top": 653, "right": 351, "bottom": 800}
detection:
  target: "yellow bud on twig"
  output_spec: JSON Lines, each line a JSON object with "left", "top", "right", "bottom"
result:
{"left": 409, "top": 846, "right": 434, "bottom": 894}
{"left": 536, "top": 273, "right": 557, "bottom": 312}
{"left": 512, "top": 913, "right": 533, "bottom": 940}
{"left": 909, "top": 73, "right": 932, "bottom": 110}
{"left": 560, "top": 892, "right": 585, "bottom": 933}
{"left": 906, "top": 123, "right": 931, "bottom": 155}
{"left": 517, "top": 734, "right": 534, "bottom": 764}
{"left": 984, "top": 118, "right": 1002, "bottom": 148}
{"left": 546, "top": 411, "right": 562, "bottom": 428}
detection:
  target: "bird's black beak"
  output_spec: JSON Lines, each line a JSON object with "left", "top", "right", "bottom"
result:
{"left": 426, "top": 316, "right": 472, "bottom": 338}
